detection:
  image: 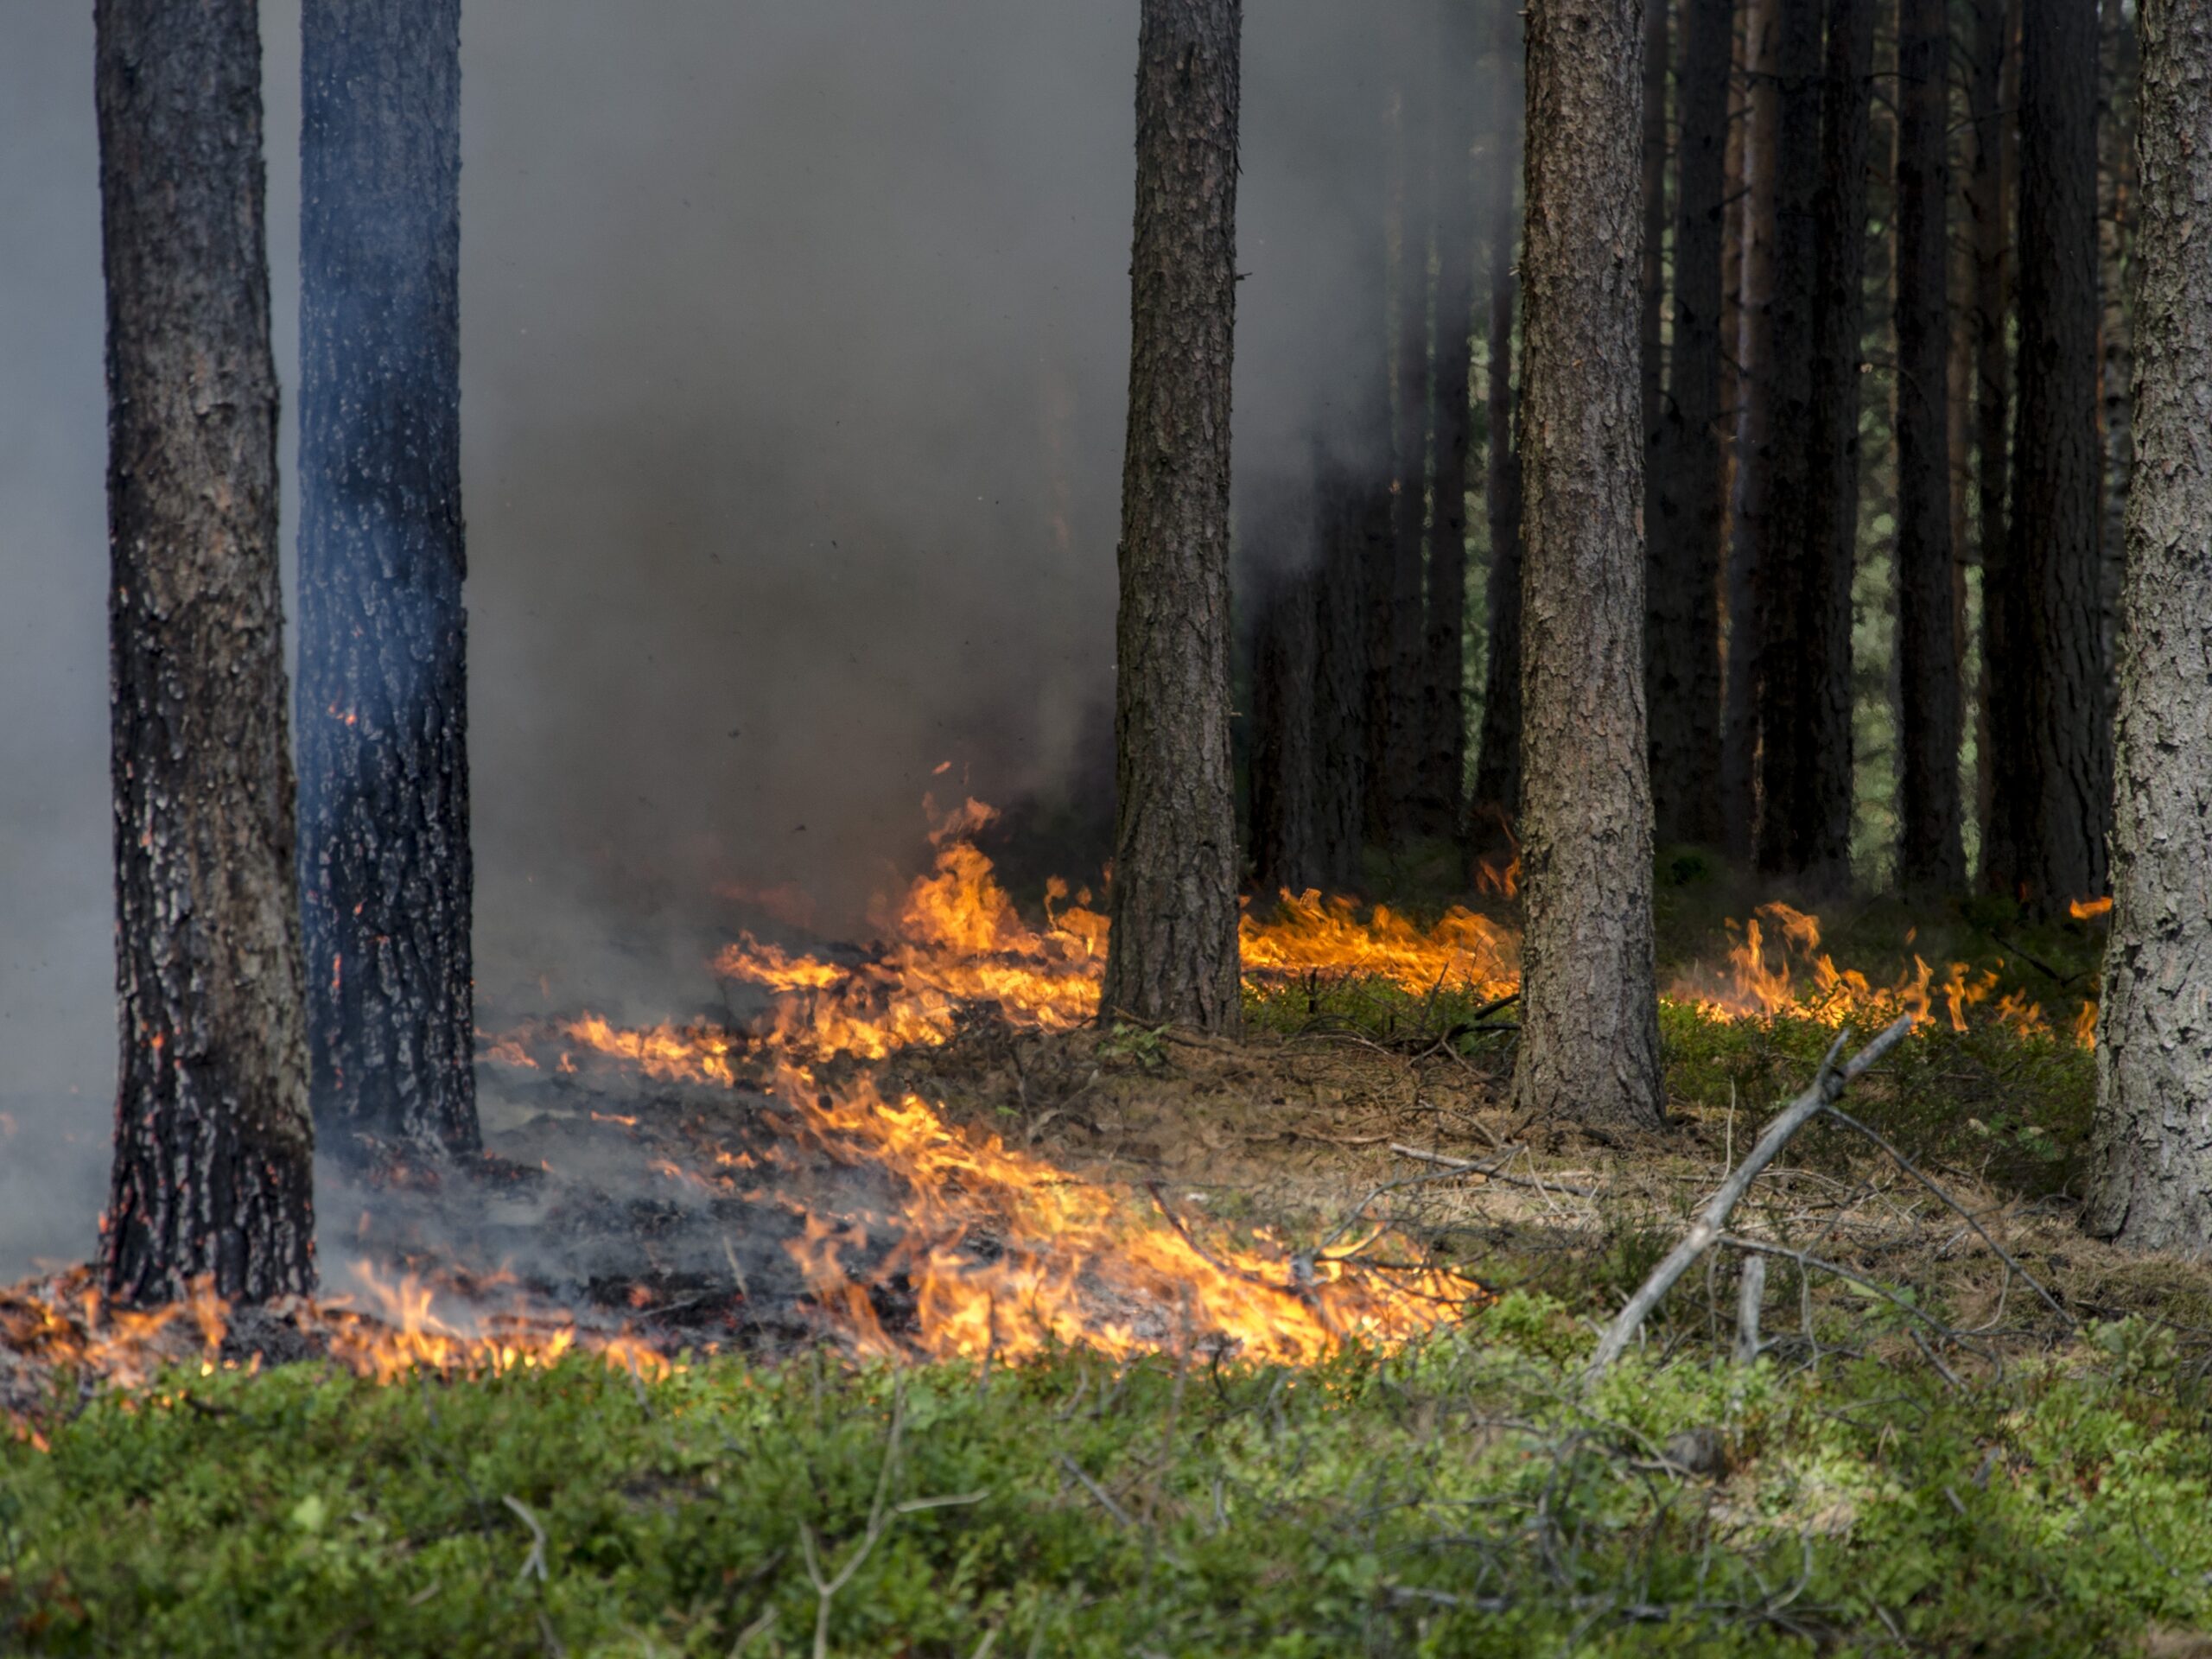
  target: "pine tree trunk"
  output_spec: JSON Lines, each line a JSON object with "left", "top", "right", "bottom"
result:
{"left": 1380, "top": 56, "right": 1433, "bottom": 847}
{"left": 96, "top": 0, "right": 315, "bottom": 1305}
{"left": 1511, "top": 0, "right": 1663, "bottom": 1130}
{"left": 1102, "top": 0, "right": 1244, "bottom": 1033}
{"left": 1755, "top": 0, "right": 1862, "bottom": 886}
{"left": 1471, "top": 12, "right": 1525, "bottom": 842}
{"left": 1647, "top": 0, "right": 1731, "bottom": 849}
{"left": 1894, "top": 0, "right": 1966, "bottom": 887}
{"left": 1418, "top": 13, "right": 1480, "bottom": 842}
{"left": 1249, "top": 530, "right": 1321, "bottom": 897}
{"left": 1641, "top": 0, "right": 1671, "bottom": 458}
{"left": 1723, "top": 0, "right": 1780, "bottom": 860}
{"left": 1313, "top": 460, "right": 1370, "bottom": 891}
{"left": 2084, "top": 0, "right": 2212, "bottom": 1250}
{"left": 1967, "top": 0, "right": 2018, "bottom": 871}
{"left": 1989, "top": 0, "right": 2109, "bottom": 907}
{"left": 298, "top": 0, "right": 479, "bottom": 1161}
{"left": 2097, "top": 0, "right": 2138, "bottom": 708}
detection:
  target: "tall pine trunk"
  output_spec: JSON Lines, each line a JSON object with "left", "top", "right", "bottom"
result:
{"left": 96, "top": 0, "right": 315, "bottom": 1304}
{"left": 1248, "top": 503, "right": 1321, "bottom": 896}
{"left": 1471, "top": 11, "right": 1525, "bottom": 843}
{"left": 1102, "top": 0, "right": 1244, "bottom": 1033}
{"left": 1967, "top": 0, "right": 2018, "bottom": 866}
{"left": 1378, "top": 51, "right": 1433, "bottom": 846}
{"left": 1723, "top": 0, "right": 1780, "bottom": 859}
{"left": 298, "top": 0, "right": 479, "bottom": 1160}
{"left": 1988, "top": 0, "right": 2109, "bottom": 906}
{"left": 1641, "top": 0, "right": 1671, "bottom": 467}
{"left": 1313, "top": 459, "right": 1371, "bottom": 891}
{"left": 1419, "top": 9, "right": 1480, "bottom": 842}
{"left": 1894, "top": 0, "right": 1966, "bottom": 887}
{"left": 1648, "top": 0, "right": 1731, "bottom": 848}
{"left": 2085, "top": 0, "right": 2212, "bottom": 1250}
{"left": 1511, "top": 0, "right": 1663, "bottom": 1130}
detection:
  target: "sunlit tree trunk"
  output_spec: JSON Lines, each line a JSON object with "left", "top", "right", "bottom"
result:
{"left": 2085, "top": 0, "right": 2212, "bottom": 1250}
{"left": 1987, "top": 0, "right": 2109, "bottom": 907}
{"left": 298, "top": 0, "right": 479, "bottom": 1160}
{"left": 1895, "top": 0, "right": 1966, "bottom": 887}
{"left": 1102, "top": 0, "right": 1244, "bottom": 1033}
{"left": 1511, "top": 0, "right": 1663, "bottom": 1130}
{"left": 96, "top": 0, "right": 315, "bottom": 1304}
{"left": 1648, "top": 0, "right": 1731, "bottom": 849}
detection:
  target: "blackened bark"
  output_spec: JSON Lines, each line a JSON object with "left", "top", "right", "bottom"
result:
{"left": 1989, "top": 0, "right": 2109, "bottom": 906}
{"left": 1102, "top": 0, "right": 1244, "bottom": 1033}
{"left": 1418, "top": 14, "right": 1480, "bottom": 840}
{"left": 1380, "top": 56, "right": 1433, "bottom": 845}
{"left": 1248, "top": 514, "right": 1321, "bottom": 895}
{"left": 1313, "top": 461, "right": 1370, "bottom": 891}
{"left": 1471, "top": 15, "right": 1525, "bottom": 839}
{"left": 1967, "top": 0, "right": 2018, "bottom": 864}
{"left": 1756, "top": 0, "right": 1863, "bottom": 886}
{"left": 1512, "top": 0, "right": 1664, "bottom": 1130}
{"left": 1895, "top": 0, "right": 1966, "bottom": 888}
{"left": 96, "top": 0, "right": 315, "bottom": 1304}
{"left": 2085, "top": 0, "right": 2212, "bottom": 1249}
{"left": 298, "top": 0, "right": 478, "bottom": 1160}
{"left": 1647, "top": 0, "right": 1730, "bottom": 848}
{"left": 1723, "top": 0, "right": 1779, "bottom": 859}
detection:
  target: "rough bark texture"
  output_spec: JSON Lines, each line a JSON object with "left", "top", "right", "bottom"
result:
{"left": 96, "top": 0, "right": 315, "bottom": 1304}
{"left": 1471, "top": 14, "right": 1525, "bottom": 841}
{"left": 1755, "top": 0, "right": 1858, "bottom": 885}
{"left": 1313, "top": 461, "right": 1371, "bottom": 891}
{"left": 1894, "top": 0, "right": 1966, "bottom": 887}
{"left": 1102, "top": 0, "right": 1244, "bottom": 1033}
{"left": 1510, "top": 0, "right": 1664, "bottom": 1130}
{"left": 2098, "top": 0, "right": 2139, "bottom": 699}
{"left": 2085, "top": 0, "right": 2212, "bottom": 1249}
{"left": 1647, "top": 0, "right": 1731, "bottom": 848}
{"left": 1967, "top": 0, "right": 2018, "bottom": 862}
{"left": 1723, "top": 0, "right": 1780, "bottom": 860}
{"left": 1989, "top": 0, "right": 2111, "bottom": 907}
{"left": 1418, "top": 11, "right": 1480, "bottom": 842}
{"left": 1641, "top": 0, "right": 1671, "bottom": 458}
{"left": 298, "top": 0, "right": 478, "bottom": 1160}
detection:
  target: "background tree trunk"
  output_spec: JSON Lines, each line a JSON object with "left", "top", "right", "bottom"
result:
{"left": 1418, "top": 10, "right": 1480, "bottom": 842}
{"left": 1471, "top": 10, "right": 1525, "bottom": 843}
{"left": 1511, "top": 0, "right": 1663, "bottom": 1131}
{"left": 1989, "top": 0, "right": 2109, "bottom": 907}
{"left": 1248, "top": 526, "right": 1321, "bottom": 896}
{"left": 1378, "top": 52, "right": 1433, "bottom": 847}
{"left": 298, "top": 0, "right": 479, "bottom": 1161}
{"left": 1894, "top": 0, "right": 1966, "bottom": 887}
{"left": 1723, "top": 0, "right": 1780, "bottom": 860}
{"left": 2085, "top": 0, "right": 2212, "bottom": 1250}
{"left": 95, "top": 0, "right": 315, "bottom": 1305}
{"left": 1648, "top": 0, "right": 1731, "bottom": 848}
{"left": 1754, "top": 0, "right": 1856, "bottom": 884}
{"left": 1313, "top": 460, "right": 1371, "bottom": 891}
{"left": 1102, "top": 0, "right": 1244, "bottom": 1033}
{"left": 1967, "top": 0, "right": 2018, "bottom": 872}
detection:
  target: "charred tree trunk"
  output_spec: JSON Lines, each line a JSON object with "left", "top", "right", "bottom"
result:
{"left": 1471, "top": 14, "right": 1525, "bottom": 842}
{"left": 2085, "top": 0, "right": 2212, "bottom": 1250}
{"left": 1379, "top": 55, "right": 1433, "bottom": 846}
{"left": 1723, "top": 0, "right": 1780, "bottom": 859}
{"left": 96, "top": 0, "right": 315, "bottom": 1304}
{"left": 1419, "top": 11, "right": 1480, "bottom": 842}
{"left": 1755, "top": 0, "right": 1860, "bottom": 886}
{"left": 1102, "top": 0, "right": 1244, "bottom": 1033}
{"left": 1894, "top": 0, "right": 1966, "bottom": 887}
{"left": 1648, "top": 0, "right": 1731, "bottom": 849}
{"left": 1967, "top": 0, "right": 2018, "bottom": 868}
{"left": 1988, "top": 0, "right": 2109, "bottom": 907}
{"left": 298, "top": 0, "right": 478, "bottom": 1160}
{"left": 1511, "top": 0, "right": 1664, "bottom": 1130}
{"left": 1248, "top": 505, "right": 1321, "bottom": 895}
{"left": 1313, "top": 460, "right": 1371, "bottom": 891}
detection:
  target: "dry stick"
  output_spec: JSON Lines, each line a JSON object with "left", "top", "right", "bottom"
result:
{"left": 1389, "top": 1141, "right": 1600, "bottom": 1198}
{"left": 1734, "top": 1255, "right": 1768, "bottom": 1366}
{"left": 1584, "top": 1015, "right": 1916, "bottom": 1382}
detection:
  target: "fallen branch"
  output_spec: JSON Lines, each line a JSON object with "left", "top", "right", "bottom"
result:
{"left": 1584, "top": 1015, "right": 1914, "bottom": 1383}
{"left": 1389, "top": 1142, "right": 1599, "bottom": 1199}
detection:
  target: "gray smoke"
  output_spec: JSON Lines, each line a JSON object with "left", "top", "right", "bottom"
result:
{"left": 0, "top": 1, "right": 1500, "bottom": 1278}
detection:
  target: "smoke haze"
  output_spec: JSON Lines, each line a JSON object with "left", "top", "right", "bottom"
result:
{"left": 0, "top": 2, "right": 1497, "bottom": 1276}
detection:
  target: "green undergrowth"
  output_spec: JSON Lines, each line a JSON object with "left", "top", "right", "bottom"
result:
{"left": 8, "top": 1300, "right": 2212, "bottom": 1656}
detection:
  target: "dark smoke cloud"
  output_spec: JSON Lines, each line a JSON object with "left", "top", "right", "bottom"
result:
{"left": 0, "top": 1, "right": 1499, "bottom": 1277}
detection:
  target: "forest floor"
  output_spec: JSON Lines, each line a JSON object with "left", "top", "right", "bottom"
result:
{"left": 10, "top": 878, "right": 2212, "bottom": 1655}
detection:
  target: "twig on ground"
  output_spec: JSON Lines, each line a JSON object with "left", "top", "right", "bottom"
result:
{"left": 1389, "top": 1142, "right": 1598, "bottom": 1199}
{"left": 1058, "top": 1452, "right": 1136, "bottom": 1529}
{"left": 501, "top": 1495, "right": 549, "bottom": 1584}
{"left": 1584, "top": 1015, "right": 1915, "bottom": 1382}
